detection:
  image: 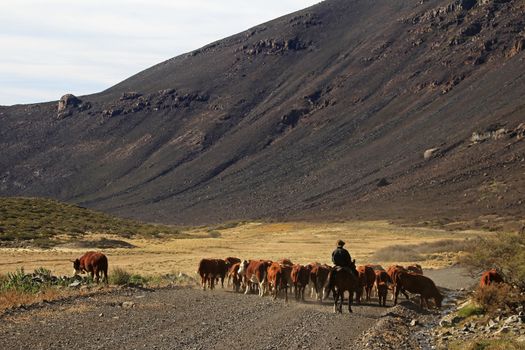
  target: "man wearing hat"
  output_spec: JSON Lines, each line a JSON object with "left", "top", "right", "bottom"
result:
{"left": 332, "top": 239, "right": 352, "bottom": 268}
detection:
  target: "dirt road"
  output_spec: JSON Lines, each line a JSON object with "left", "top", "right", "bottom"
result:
{"left": 0, "top": 266, "right": 475, "bottom": 350}
{"left": 0, "top": 286, "right": 390, "bottom": 350}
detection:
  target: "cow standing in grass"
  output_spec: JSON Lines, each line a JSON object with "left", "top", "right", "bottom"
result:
{"left": 72, "top": 251, "right": 108, "bottom": 284}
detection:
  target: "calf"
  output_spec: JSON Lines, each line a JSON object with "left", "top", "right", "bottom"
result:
{"left": 394, "top": 272, "right": 442, "bottom": 310}
{"left": 480, "top": 269, "right": 504, "bottom": 287}
{"left": 73, "top": 251, "right": 108, "bottom": 284}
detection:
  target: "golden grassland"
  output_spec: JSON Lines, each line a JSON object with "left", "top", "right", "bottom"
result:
{"left": 0, "top": 220, "right": 494, "bottom": 278}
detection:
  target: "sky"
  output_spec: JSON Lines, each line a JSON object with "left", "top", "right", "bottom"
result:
{"left": 0, "top": 1, "right": 321, "bottom": 106}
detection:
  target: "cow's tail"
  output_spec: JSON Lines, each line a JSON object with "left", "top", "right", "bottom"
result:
{"left": 323, "top": 269, "right": 335, "bottom": 300}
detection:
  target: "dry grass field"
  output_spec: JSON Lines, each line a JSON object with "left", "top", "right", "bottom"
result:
{"left": 0, "top": 221, "right": 493, "bottom": 278}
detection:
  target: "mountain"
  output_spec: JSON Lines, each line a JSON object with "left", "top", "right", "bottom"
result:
{"left": 1, "top": 0, "right": 525, "bottom": 227}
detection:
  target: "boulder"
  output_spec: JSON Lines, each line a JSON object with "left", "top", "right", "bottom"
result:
{"left": 424, "top": 147, "right": 441, "bottom": 160}
{"left": 58, "top": 94, "right": 82, "bottom": 112}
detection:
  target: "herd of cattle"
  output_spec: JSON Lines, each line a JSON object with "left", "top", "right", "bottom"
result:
{"left": 70, "top": 251, "right": 505, "bottom": 313}
{"left": 198, "top": 258, "right": 507, "bottom": 313}
{"left": 198, "top": 257, "right": 443, "bottom": 312}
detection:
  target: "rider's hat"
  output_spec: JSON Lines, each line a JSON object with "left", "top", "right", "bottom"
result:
{"left": 337, "top": 239, "right": 345, "bottom": 247}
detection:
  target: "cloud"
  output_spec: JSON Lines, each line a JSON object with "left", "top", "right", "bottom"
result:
{"left": 0, "top": 1, "right": 321, "bottom": 105}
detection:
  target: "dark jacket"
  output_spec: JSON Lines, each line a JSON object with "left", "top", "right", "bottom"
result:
{"left": 332, "top": 246, "right": 352, "bottom": 267}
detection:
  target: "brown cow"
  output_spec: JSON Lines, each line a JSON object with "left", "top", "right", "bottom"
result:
{"left": 310, "top": 264, "right": 331, "bottom": 301}
{"left": 375, "top": 270, "right": 390, "bottom": 306}
{"left": 306, "top": 262, "right": 320, "bottom": 298}
{"left": 394, "top": 272, "right": 442, "bottom": 309}
{"left": 73, "top": 251, "right": 108, "bottom": 284}
{"left": 225, "top": 257, "right": 241, "bottom": 287}
{"left": 366, "top": 264, "right": 385, "bottom": 272}
{"left": 291, "top": 264, "right": 311, "bottom": 301}
{"left": 228, "top": 262, "right": 242, "bottom": 292}
{"left": 480, "top": 269, "right": 504, "bottom": 287}
{"left": 280, "top": 264, "right": 293, "bottom": 295}
{"left": 267, "top": 262, "right": 288, "bottom": 301}
{"left": 238, "top": 260, "right": 271, "bottom": 296}
{"left": 356, "top": 265, "right": 375, "bottom": 303}
{"left": 406, "top": 264, "right": 423, "bottom": 275}
{"left": 197, "top": 258, "right": 228, "bottom": 290}
{"left": 387, "top": 265, "right": 409, "bottom": 300}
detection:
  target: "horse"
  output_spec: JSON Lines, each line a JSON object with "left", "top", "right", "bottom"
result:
{"left": 323, "top": 262, "right": 359, "bottom": 313}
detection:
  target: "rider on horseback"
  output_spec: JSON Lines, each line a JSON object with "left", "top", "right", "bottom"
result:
{"left": 324, "top": 240, "right": 359, "bottom": 310}
{"left": 332, "top": 239, "right": 352, "bottom": 267}
{"left": 331, "top": 239, "right": 358, "bottom": 276}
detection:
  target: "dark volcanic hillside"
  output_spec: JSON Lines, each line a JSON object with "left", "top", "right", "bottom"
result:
{"left": 1, "top": 0, "right": 525, "bottom": 226}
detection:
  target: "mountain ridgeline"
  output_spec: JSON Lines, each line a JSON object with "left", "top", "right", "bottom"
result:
{"left": 1, "top": 0, "right": 525, "bottom": 226}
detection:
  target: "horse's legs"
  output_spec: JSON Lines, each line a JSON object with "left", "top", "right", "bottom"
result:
{"left": 348, "top": 290, "right": 354, "bottom": 313}
{"left": 333, "top": 291, "right": 339, "bottom": 313}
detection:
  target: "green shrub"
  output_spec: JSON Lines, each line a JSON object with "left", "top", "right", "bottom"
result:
{"left": 457, "top": 303, "right": 485, "bottom": 318}
{"left": 129, "top": 274, "right": 149, "bottom": 285}
{"left": 0, "top": 268, "right": 40, "bottom": 293}
{"left": 109, "top": 267, "right": 131, "bottom": 285}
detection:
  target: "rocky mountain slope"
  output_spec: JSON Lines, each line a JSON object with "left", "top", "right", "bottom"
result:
{"left": 1, "top": 0, "right": 525, "bottom": 225}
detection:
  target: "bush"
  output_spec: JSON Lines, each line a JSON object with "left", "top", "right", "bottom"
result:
{"left": 129, "top": 274, "right": 149, "bottom": 285}
{"left": 461, "top": 233, "right": 525, "bottom": 291}
{"left": 1, "top": 268, "right": 41, "bottom": 293}
{"left": 473, "top": 284, "right": 523, "bottom": 315}
{"left": 109, "top": 267, "right": 131, "bottom": 285}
